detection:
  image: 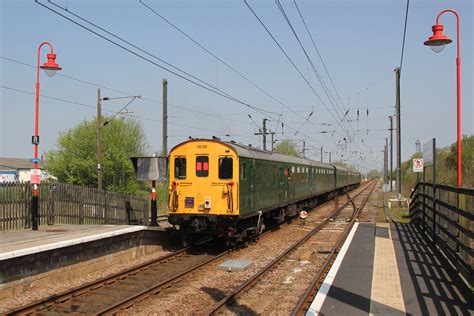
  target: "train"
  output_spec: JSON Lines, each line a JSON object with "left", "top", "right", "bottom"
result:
{"left": 167, "top": 138, "right": 361, "bottom": 246}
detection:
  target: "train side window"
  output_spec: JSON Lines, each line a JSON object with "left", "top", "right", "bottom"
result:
{"left": 174, "top": 157, "right": 187, "bottom": 179}
{"left": 240, "top": 163, "right": 247, "bottom": 180}
{"left": 196, "top": 156, "right": 209, "bottom": 177}
{"left": 219, "top": 157, "right": 233, "bottom": 179}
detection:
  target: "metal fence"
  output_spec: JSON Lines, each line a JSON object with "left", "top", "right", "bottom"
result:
{"left": 0, "top": 182, "right": 150, "bottom": 230}
{"left": 409, "top": 182, "right": 473, "bottom": 285}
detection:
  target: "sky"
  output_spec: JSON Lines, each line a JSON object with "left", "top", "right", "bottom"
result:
{"left": 0, "top": 0, "right": 472, "bottom": 174}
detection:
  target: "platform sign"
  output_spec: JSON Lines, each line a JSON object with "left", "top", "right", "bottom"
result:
{"left": 423, "top": 140, "right": 435, "bottom": 167}
{"left": 413, "top": 158, "right": 424, "bottom": 173}
{"left": 30, "top": 169, "right": 42, "bottom": 184}
{"left": 130, "top": 156, "right": 167, "bottom": 181}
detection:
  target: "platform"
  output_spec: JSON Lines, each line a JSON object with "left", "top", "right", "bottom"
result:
{"left": 308, "top": 222, "right": 473, "bottom": 315}
{"left": 0, "top": 224, "right": 156, "bottom": 260}
{"left": 0, "top": 224, "right": 170, "bottom": 300}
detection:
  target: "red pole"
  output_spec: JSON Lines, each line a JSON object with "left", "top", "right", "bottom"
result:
{"left": 32, "top": 42, "right": 56, "bottom": 230}
{"left": 150, "top": 180, "right": 158, "bottom": 226}
{"left": 436, "top": 9, "right": 462, "bottom": 187}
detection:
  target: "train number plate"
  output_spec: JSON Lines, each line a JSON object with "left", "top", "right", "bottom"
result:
{"left": 185, "top": 197, "right": 194, "bottom": 208}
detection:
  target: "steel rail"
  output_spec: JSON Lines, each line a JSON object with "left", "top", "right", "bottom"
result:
{"left": 8, "top": 184, "right": 368, "bottom": 315}
{"left": 98, "top": 250, "right": 230, "bottom": 314}
{"left": 291, "top": 181, "right": 377, "bottom": 315}
{"left": 204, "top": 180, "right": 375, "bottom": 315}
{"left": 6, "top": 247, "right": 191, "bottom": 315}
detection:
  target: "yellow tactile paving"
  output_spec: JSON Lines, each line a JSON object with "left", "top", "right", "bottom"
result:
{"left": 370, "top": 223, "right": 406, "bottom": 315}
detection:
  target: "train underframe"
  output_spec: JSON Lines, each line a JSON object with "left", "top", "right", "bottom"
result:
{"left": 168, "top": 183, "right": 359, "bottom": 247}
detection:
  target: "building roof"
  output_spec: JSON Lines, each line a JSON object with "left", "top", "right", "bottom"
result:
{"left": 0, "top": 157, "right": 40, "bottom": 170}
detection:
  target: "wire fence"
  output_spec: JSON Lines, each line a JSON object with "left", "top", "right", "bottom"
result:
{"left": 0, "top": 182, "right": 153, "bottom": 230}
{"left": 409, "top": 182, "right": 473, "bottom": 285}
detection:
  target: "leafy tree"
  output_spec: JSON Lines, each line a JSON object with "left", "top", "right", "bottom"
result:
{"left": 367, "top": 169, "right": 381, "bottom": 179}
{"left": 274, "top": 140, "right": 302, "bottom": 157}
{"left": 45, "top": 117, "right": 148, "bottom": 194}
{"left": 399, "top": 135, "right": 473, "bottom": 194}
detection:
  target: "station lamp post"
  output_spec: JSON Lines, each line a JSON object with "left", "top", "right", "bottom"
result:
{"left": 32, "top": 42, "right": 62, "bottom": 230}
{"left": 424, "top": 9, "right": 462, "bottom": 187}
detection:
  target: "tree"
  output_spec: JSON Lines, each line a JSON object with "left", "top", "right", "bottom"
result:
{"left": 45, "top": 117, "right": 148, "bottom": 194}
{"left": 274, "top": 140, "right": 302, "bottom": 157}
{"left": 367, "top": 169, "right": 380, "bottom": 179}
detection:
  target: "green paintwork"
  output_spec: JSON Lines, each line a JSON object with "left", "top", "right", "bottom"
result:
{"left": 238, "top": 157, "right": 359, "bottom": 218}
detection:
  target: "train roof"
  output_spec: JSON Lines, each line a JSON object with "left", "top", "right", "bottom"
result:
{"left": 223, "top": 141, "right": 334, "bottom": 169}
{"left": 170, "top": 139, "right": 360, "bottom": 174}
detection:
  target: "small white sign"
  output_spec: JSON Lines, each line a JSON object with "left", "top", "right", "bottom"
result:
{"left": 413, "top": 158, "right": 424, "bottom": 173}
{"left": 30, "top": 169, "right": 42, "bottom": 184}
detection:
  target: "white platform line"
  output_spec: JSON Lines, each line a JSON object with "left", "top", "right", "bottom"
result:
{"left": 0, "top": 226, "right": 147, "bottom": 261}
{"left": 306, "top": 222, "right": 359, "bottom": 316}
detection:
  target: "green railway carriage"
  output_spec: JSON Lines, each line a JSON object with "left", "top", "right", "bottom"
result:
{"left": 336, "top": 166, "right": 361, "bottom": 189}
{"left": 168, "top": 139, "right": 360, "bottom": 245}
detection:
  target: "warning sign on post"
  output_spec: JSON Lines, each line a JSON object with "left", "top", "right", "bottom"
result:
{"left": 30, "top": 169, "right": 42, "bottom": 184}
{"left": 413, "top": 158, "right": 424, "bottom": 173}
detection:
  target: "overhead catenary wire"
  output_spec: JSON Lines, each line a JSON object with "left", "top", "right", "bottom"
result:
{"left": 244, "top": 0, "right": 342, "bottom": 128}
{"left": 400, "top": 0, "right": 410, "bottom": 72}
{"left": 0, "top": 85, "right": 257, "bottom": 139}
{"left": 1, "top": 57, "right": 333, "bottom": 158}
{"left": 243, "top": 0, "right": 347, "bottom": 151}
{"left": 33, "top": 0, "right": 377, "bottom": 163}
{"left": 275, "top": 0, "right": 345, "bottom": 123}
{"left": 140, "top": 0, "right": 337, "bottom": 150}
{"left": 0, "top": 56, "right": 255, "bottom": 128}
{"left": 36, "top": 0, "right": 334, "bottom": 152}
{"left": 139, "top": 0, "right": 291, "bottom": 112}
{"left": 37, "top": 0, "right": 279, "bottom": 118}
{"left": 293, "top": 0, "right": 345, "bottom": 110}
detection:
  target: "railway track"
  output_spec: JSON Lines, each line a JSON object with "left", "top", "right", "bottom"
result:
{"left": 8, "top": 183, "right": 372, "bottom": 315}
{"left": 204, "top": 180, "right": 376, "bottom": 315}
{"left": 6, "top": 243, "right": 226, "bottom": 315}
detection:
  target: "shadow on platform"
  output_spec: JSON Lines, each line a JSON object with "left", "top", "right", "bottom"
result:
{"left": 393, "top": 222, "right": 472, "bottom": 315}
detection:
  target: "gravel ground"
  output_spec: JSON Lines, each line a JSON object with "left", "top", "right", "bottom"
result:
{"left": 0, "top": 248, "right": 173, "bottom": 313}
{"left": 217, "top": 184, "right": 374, "bottom": 315}
{"left": 119, "top": 188, "right": 366, "bottom": 315}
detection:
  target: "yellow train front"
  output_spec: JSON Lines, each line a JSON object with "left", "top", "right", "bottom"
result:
{"left": 168, "top": 139, "right": 240, "bottom": 245}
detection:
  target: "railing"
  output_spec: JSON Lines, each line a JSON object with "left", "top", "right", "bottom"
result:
{"left": 409, "top": 182, "right": 473, "bottom": 285}
{"left": 0, "top": 182, "right": 151, "bottom": 230}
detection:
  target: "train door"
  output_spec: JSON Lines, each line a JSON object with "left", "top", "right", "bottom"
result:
{"left": 278, "top": 166, "right": 289, "bottom": 202}
{"left": 249, "top": 163, "right": 255, "bottom": 211}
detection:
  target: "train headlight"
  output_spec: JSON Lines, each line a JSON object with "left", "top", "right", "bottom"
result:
{"left": 204, "top": 197, "right": 211, "bottom": 209}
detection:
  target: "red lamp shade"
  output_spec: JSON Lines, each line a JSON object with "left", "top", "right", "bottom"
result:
{"left": 424, "top": 24, "right": 452, "bottom": 51}
{"left": 40, "top": 53, "right": 62, "bottom": 77}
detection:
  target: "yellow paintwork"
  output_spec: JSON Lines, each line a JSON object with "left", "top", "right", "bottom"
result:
{"left": 168, "top": 140, "right": 239, "bottom": 216}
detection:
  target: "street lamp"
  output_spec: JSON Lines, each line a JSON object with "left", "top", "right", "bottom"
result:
{"left": 32, "top": 42, "right": 62, "bottom": 230}
{"left": 424, "top": 9, "right": 462, "bottom": 187}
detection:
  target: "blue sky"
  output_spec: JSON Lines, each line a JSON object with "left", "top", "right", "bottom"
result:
{"left": 0, "top": 0, "right": 472, "bottom": 174}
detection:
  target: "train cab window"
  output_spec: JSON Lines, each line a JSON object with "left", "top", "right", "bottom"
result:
{"left": 196, "top": 156, "right": 209, "bottom": 177}
{"left": 219, "top": 157, "right": 233, "bottom": 179}
{"left": 174, "top": 157, "right": 187, "bottom": 179}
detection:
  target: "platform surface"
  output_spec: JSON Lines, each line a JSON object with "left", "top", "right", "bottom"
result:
{"left": 309, "top": 222, "right": 472, "bottom": 315}
{"left": 0, "top": 224, "right": 155, "bottom": 260}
